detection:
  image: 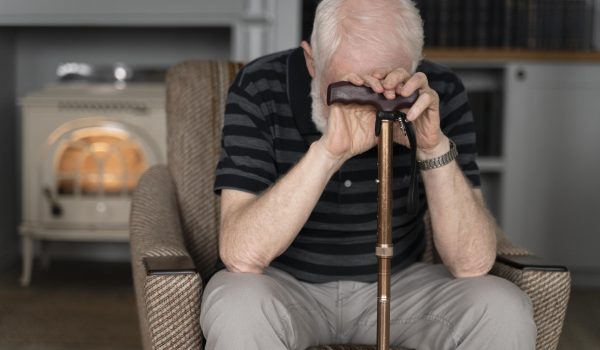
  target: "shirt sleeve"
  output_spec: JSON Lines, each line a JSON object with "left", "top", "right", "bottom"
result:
{"left": 213, "top": 70, "right": 278, "bottom": 195}
{"left": 428, "top": 69, "right": 481, "bottom": 188}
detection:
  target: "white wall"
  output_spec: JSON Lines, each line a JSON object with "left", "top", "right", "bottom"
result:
{"left": 14, "top": 27, "right": 232, "bottom": 97}
{"left": 0, "top": 0, "right": 246, "bottom": 25}
{"left": 503, "top": 62, "right": 600, "bottom": 286}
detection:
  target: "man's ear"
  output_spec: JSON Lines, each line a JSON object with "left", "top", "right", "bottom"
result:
{"left": 301, "top": 40, "right": 316, "bottom": 79}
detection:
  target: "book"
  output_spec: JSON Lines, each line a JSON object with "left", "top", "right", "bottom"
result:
{"left": 503, "top": 0, "right": 516, "bottom": 48}
{"left": 417, "top": 0, "right": 439, "bottom": 47}
{"left": 438, "top": 0, "right": 451, "bottom": 47}
{"left": 463, "top": 0, "right": 476, "bottom": 47}
{"left": 594, "top": 0, "right": 600, "bottom": 50}
{"left": 515, "top": 0, "right": 530, "bottom": 48}
{"left": 448, "top": 0, "right": 463, "bottom": 47}
{"left": 476, "top": 0, "right": 492, "bottom": 47}
{"left": 489, "top": 0, "right": 505, "bottom": 47}
{"left": 563, "top": 0, "right": 587, "bottom": 50}
{"left": 526, "top": 0, "right": 539, "bottom": 49}
{"left": 545, "top": 0, "right": 564, "bottom": 50}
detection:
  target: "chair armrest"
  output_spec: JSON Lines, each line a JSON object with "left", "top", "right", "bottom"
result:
{"left": 491, "top": 255, "right": 571, "bottom": 350}
{"left": 130, "top": 165, "right": 190, "bottom": 260}
{"left": 143, "top": 255, "right": 196, "bottom": 275}
{"left": 496, "top": 254, "right": 568, "bottom": 272}
{"left": 130, "top": 165, "right": 203, "bottom": 350}
{"left": 144, "top": 273, "right": 203, "bottom": 350}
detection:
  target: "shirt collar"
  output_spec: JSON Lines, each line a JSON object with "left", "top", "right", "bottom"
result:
{"left": 287, "top": 47, "right": 321, "bottom": 145}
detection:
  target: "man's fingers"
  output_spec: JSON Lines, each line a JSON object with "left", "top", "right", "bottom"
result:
{"left": 383, "top": 68, "right": 410, "bottom": 90}
{"left": 373, "top": 69, "right": 395, "bottom": 98}
{"left": 406, "top": 88, "right": 438, "bottom": 121}
{"left": 361, "top": 74, "right": 384, "bottom": 93}
{"left": 400, "top": 72, "right": 428, "bottom": 97}
{"left": 372, "top": 68, "right": 388, "bottom": 80}
{"left": 342, "top": 73, "right": 364, "bottom": 86}
{"left": 340, "top": 69, "right": 426, "bottom": 101}
{"left": 382, "top": 68, "right": 411, "bottom": 100}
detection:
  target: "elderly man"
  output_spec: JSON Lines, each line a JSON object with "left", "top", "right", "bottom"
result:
{"left": 200, "top": 0, "right": 536, "bottom": 349}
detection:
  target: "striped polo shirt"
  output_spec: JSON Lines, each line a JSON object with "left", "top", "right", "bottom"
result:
{"left": 214, "top": 47, "right": 480, "bottom": 283}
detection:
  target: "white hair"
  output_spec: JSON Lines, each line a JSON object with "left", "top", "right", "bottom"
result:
{"left": 310, "top": 0, "right": 424, "bottom": 75}
{"left": 310, "top": 77, "right": 327, "bottom": 132}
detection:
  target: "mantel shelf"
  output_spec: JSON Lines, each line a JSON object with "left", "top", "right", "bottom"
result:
{"left": 423, "top": 48, "right": 600, "bottom": 63}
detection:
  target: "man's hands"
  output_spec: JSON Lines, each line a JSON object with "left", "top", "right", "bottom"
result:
{"left": 318, "top": 101, "right": 377, "bottom": 164}
{"left": 318, "top": 68, "right": 448, "bottom": 164}
{"left": 381, "top": 68, "right": 445, "bottom": 156}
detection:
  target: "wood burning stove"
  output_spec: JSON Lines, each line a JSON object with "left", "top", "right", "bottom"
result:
{"left": 19, "top": 81, "right": 166, "bottom": 286}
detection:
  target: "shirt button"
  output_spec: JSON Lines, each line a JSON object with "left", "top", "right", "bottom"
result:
{"left": 344, "top": 179, "right": 352, "bottom": 188}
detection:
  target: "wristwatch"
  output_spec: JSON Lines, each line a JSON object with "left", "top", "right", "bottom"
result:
{"left": 417, "top": 139, "right": 458, "bottom": 171}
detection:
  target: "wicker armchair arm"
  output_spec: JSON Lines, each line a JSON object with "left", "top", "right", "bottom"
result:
{"left": 144, "top": 255, "right": 196, "bottom": 275}
{"left": 491, "top": 255, "right": 571, "bottom": 350}
{"left": 130, "top": 165, "right": 190, "bottom": 258}
{"left": 496, "top": 254, "right": 568, "bottom": 272}
{"left": 130, "top": 165, "right": 203, "bottom": 350}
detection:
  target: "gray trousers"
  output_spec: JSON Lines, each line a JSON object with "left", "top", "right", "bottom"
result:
{"left": 200, "top": 263, "right": 536, "bottom": 350}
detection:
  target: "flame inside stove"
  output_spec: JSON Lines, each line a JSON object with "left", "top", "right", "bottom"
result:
{"left": 56, "top": 127, "right": 147, "bottom": 195}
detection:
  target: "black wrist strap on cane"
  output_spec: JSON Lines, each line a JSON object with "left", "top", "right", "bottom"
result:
{"left": 376, "top": 111, "right": 419, "bottom": 215}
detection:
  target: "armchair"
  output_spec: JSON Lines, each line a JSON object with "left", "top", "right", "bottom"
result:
{"left": 130, "top": 60, "right": 570, "bottom": 350}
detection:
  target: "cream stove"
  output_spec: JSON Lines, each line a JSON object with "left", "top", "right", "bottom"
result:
{"left": 19, "top": 82, "right": 166, "bottom": 286}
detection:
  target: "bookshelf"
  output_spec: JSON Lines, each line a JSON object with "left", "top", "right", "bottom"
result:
{"left": 424, "top": 48, "right": 600, "bottom": 62}
{"left": 416, "top": 0, "right": 598, "bottom": 52}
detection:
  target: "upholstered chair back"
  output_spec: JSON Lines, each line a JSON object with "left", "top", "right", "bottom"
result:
{"left": 165, "top": 61, "right": 242, "bottom": 280}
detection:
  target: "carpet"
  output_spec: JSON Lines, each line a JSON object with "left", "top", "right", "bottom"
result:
{"left": 0, "top": 259, "right": 141, "bottom": 350}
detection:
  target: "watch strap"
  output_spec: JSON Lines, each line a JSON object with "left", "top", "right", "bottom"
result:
{"left": 417, "top": 139, "right": 458, "bottom": 171}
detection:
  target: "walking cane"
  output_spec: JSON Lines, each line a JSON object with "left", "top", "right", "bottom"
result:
{"left": 327, "top": 82, "right": 419, "bottom": 350}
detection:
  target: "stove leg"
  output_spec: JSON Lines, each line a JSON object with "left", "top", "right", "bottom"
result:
{"left": 20, "top": 236, "right": 34, "bottom": 287}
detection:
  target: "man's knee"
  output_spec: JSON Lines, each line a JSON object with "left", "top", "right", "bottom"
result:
{"left": 201, "top": 270, "right": 301, "bottom": 345}
{"left": 461, "top": 276, "right": 533, "bottom": 322}
{"left": 201, "top": 270, "right": 283, "bottom": 324}
{"left": 200, "top": 270, "right": 301, "bottom": 349}
{"left": 455, "top": 275, "right": 536, "bottom": 348}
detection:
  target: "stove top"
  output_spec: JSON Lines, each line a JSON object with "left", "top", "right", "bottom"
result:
{"left": 57, "top": 62, "right": 166, "bottom": 83}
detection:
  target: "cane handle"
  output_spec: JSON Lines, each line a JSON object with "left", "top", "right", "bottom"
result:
{"left": 327, "top": 81, "right": 418, "bottom": 112}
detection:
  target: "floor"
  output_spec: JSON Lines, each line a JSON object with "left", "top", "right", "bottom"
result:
{"left": 0, "top": 259, "right": 598, "bottom": 349}
{"left": 558, "top": 288, "right": 600, "bottom": 349}
{"left": 0, "top": 260, "right": 141, "bottom": 350}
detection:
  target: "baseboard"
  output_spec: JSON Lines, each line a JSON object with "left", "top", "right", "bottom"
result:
{"left": 41, "top": 241, "right": 131, "bottom": 263}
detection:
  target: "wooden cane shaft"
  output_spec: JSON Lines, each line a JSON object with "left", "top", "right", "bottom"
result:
{"left": 377, "top": 120, "right": 393, "bottom": 350}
